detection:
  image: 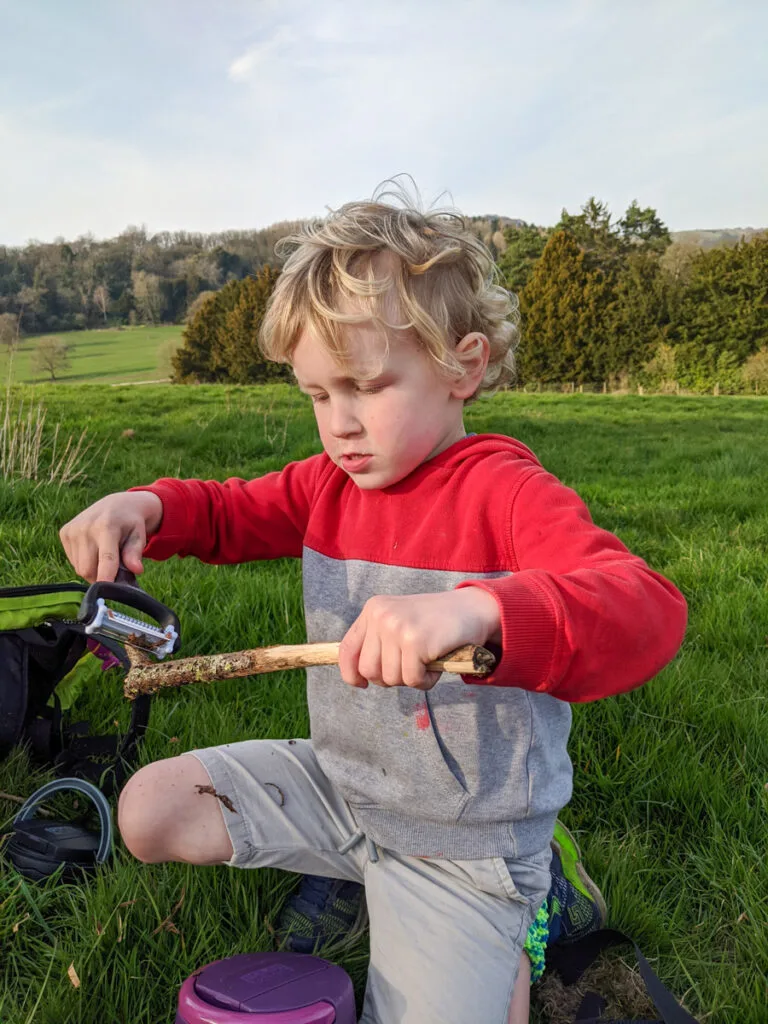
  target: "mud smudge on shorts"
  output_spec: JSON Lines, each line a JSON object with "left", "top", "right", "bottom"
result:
{"left": 264, "top": 782, "right": 285, "bottom": 807}
{"left": 195, "top": 784, "right": 238, "bottom": 814}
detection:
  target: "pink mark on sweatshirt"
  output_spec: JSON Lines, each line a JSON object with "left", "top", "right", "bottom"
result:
{"left": 414, "top": 703, "right": 431, "bottom": 731}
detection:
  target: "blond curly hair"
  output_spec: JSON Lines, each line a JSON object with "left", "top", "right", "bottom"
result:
{"left": 259, "top": 180, "right": 519, "bottom": 399}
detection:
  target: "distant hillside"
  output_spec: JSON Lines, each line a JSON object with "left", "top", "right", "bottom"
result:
{"left": 467, "top": 215, "right": 526, "bottom": 256}
{"left": 473, "top": 219, "right": 766, "bottom": 253}
{"left": 670, "top": 228, "right": 766, "bottom": 249}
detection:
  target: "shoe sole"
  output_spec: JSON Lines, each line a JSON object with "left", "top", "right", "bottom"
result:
{"left": 310, "top": 893, "right": 369, "bottom": 954}
{"left": 552, "top": 821, "right": 608, "bottom": 926}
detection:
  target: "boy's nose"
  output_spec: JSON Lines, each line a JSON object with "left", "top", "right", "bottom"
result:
{"left": 328, "top": 400, "right": 362, "bottom": 437}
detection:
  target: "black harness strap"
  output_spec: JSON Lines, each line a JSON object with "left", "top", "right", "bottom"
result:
{"left": 547, "top": 929, "right": 700, "bottom": 1024}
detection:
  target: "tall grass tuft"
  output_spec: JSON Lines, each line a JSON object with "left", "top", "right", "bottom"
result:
{"left": 1, "top": 386, "right": 110, "bottom": 488}
{"left": 0, "top": 393, "right": 46, "bottom": 480}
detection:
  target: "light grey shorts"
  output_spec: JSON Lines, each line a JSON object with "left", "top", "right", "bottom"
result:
{"left": 187, "top": 738, "right": 550, "bottom": 1024}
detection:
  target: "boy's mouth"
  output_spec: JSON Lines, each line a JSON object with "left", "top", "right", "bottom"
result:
{"left": 340, "top": 453, "right": 373, "bottom": 472}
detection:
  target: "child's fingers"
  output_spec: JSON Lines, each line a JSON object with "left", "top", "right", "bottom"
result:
{"left": 120, "top": 528, "right": 146, "bottom": 575}
{"left": 380, "top": 639, "right": 404, "bottom": 687}
{"left": 79, "top": 521, "right": 122, "bottom": 582}
{"left": 400, "top": 647, "right": 428, "bottom": 689}
{"left": 357, "top": 631, "right": 384, "bottom": 687}
{"left": 96, "top": 544, "right": 121, "bottom": 585}
{"left": 62, "top": 531, "right": 100, "bottom": 583}
{"left": 338, "top": 617, "right": 368, "bottom": 688}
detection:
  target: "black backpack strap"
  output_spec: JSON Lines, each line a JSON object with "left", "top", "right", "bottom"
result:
{"left": 546, "top": 929, "right": 700, "bottom": 1024}
{"left": 53, "top": 693, "right": 151, "bottom": 798}
{"left": 26, "top": 692, "right": 65, "bottom": 762}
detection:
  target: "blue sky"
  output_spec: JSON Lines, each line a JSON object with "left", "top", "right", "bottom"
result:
{"left": 1, "top": 0, "right": 766, "bottom": 245}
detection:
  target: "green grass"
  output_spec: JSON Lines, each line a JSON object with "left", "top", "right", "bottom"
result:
{"left": 1, "top": 386, "right": 767, "bottom": 1023}
{"left": 0, "top": 326, "right": 183, "bottom": 385}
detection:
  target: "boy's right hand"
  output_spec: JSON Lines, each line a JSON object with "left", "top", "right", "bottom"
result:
{"left": 59, "top": 490, "right": 164, "bottom": 583}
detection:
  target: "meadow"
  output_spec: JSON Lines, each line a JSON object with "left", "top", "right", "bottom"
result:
{"left": 0, "top": 384, "right": 766, "bottom": 1023}
{"left": 0, "top": 326, "right": 183, "bottom": 385}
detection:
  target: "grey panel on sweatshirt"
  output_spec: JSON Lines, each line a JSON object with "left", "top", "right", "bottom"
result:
{"left": 302, "top": 547, "right": 573, "bottom": 859}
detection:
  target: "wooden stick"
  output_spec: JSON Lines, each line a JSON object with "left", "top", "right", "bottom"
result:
{"left": 0, "top": 792, "right": 54, "bottom": 817}
{"left": 123, "top": 641, "right": 496, "bottom": 700}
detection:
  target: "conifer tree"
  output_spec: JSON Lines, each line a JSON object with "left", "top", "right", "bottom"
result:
{"left": 172, "top": 266, "right": 290, "bottom": 384}
{"left": 214, "top": 265, "right": 290, "bottom": 384}
{"left": 610, "top": 249, "right": 671, "bottom": 374}
{"left": 518, "top": 231, "right": 614, "bottom": 384}
{"left": 497, "top": 224, "right": 549, "bottom": 293}
{"left": 671, "top": 234, "right": 768, "bottom": 380}
{"left": 173, "top": 277, "right": 243, "bottom": 382}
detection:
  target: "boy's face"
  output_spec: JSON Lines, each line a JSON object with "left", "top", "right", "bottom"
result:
{"left": 292, "top": 323, "right": 468, "bottom": 490}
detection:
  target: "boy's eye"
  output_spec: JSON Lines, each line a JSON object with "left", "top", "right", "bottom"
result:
{"left": 356, "top": 384, "right": 386, "bottom": 395}
{"left": 308, "top": 393, "right": 329, "bottom": 404}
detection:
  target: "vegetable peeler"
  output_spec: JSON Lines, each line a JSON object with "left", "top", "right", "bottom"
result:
{"left": 77, "top": 566, "right": 181, "bottom": 668}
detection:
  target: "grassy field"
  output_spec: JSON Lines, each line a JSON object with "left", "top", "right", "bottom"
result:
{"left": 1, "top": 385, "right": 766, "bottom": 1023}
{"left": 0, "top": 326, "right": 183, "bottom": 385}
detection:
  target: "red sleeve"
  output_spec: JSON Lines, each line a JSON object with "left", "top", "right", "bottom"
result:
{"left": 130, "top": 454, "right": 328, "bottom": 564}
{"left": 457, "top": 467, "right": 687, "bottom": 702}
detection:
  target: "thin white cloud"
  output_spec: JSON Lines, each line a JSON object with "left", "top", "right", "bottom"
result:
{"left": 228, "top": 26, "right": 299, "bottom": 81}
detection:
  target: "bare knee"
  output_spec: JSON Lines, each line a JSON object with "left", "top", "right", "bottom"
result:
{"left": 117, "top": 754, "right": 234, "bottom": 865}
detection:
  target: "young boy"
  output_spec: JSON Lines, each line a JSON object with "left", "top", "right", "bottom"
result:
{"left": 60, "top": 190, "right": 687, "bottom": 1024}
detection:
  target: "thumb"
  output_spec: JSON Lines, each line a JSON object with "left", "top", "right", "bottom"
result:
{"left": 121, "top": 528, "right": 146, "bottom": 575}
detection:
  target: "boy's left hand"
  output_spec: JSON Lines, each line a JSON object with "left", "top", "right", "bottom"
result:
{"left": 338, "top": 588, "right": 501, "bottom": 690}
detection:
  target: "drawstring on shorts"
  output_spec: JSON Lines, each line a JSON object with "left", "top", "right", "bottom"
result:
{"left": 338, "top": 828, "right": 380, "bottom": 863}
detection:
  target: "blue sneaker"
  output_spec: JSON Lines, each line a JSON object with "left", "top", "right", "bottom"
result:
{"left": 547, "top": 821, "right": 607, "bottom": 945}
{"left": 275, "top": 875, "right": 367, "bottom": 955}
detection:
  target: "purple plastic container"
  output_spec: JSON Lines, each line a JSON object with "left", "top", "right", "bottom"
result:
{"left": 175, "top": 953, "right": 356, "bottom": 1024}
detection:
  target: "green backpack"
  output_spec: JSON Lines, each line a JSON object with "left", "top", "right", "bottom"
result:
{"left": 0, "top": 583, "right": 152, "bottom": 797}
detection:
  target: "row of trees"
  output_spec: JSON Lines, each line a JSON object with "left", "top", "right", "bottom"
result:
{"left": 0, "top": 216, "right": 522, "bottom": 342}
{"left": 3, "top": 200, "right": 765, "bottom": 392}
{"left": 172, "top": 198, "right": 767, "bottom": 393}
{"left": 0, "top": 223, "right": 303, "bottom": 337}
{"left": 497, "top": 201, "right": 767, "bottom": 392}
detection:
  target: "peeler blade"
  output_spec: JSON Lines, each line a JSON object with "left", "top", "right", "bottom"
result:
{"left": 84, "top": 598, "right": 178, "bottom": 659}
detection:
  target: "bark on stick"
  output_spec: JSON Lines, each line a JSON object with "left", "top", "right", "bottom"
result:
{"left": 123, "top": 642, "right": 496, "bottom": 700}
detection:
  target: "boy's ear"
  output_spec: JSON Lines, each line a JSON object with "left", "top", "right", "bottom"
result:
{"left": 450, "top": 332, "right": 490, "bottom": 399}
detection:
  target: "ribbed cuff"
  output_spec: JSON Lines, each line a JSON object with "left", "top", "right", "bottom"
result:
{"left": 455, "top": 574, "right": 560, "bottom": 690}
{"left": 127, "top": 482, "right": 190, "bottom": 560}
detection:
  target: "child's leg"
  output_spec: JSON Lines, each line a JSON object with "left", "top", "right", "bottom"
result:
{"left": 117, "top": 739, "right": 368, "bottom": 884}
{"left": 360, "top": 846, "right": 550, "bottom": 1024}
{"left": 118, "top": 753, "right": 235, "bottom": 864}
{"left": 507, "top": 954, "right": 531, "bottom": 1024}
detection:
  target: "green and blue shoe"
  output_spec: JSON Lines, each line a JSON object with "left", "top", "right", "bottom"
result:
{"left": 547, "top": 820, "right": 608, "bottom": 944}
{"left": 524, "top": 820, "right": 607, "bottom": 981}
{"left": 274, "top": 874, "right": 368, "bottom": 955}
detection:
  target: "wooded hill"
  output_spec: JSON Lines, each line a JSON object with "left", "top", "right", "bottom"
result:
{"left": 1, "top": 201, "right": 766, "bottom": 393}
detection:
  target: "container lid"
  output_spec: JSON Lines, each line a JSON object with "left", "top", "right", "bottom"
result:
{"left": 194, "top": 953, "right": 352, "bottom": 1015}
